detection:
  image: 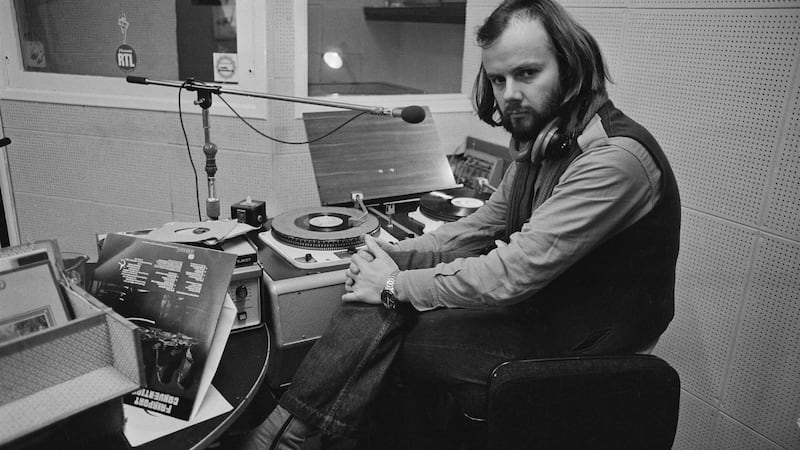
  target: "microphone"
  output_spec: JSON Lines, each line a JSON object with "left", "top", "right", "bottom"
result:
{"left": 0, "top": 137, "right": 10, "bottom": 148}
{"left": 384, "top": 105, "right": 426, "bottom": 124}
{"left": 125, "top": 76, "right": 426, "bottom": 123}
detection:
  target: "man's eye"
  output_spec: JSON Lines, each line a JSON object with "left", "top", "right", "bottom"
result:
{"left": 489, "top": 77, "right": 505, "bottom": 86}
{"left": 518, "top": 69, "right": 538, "bottom": 79}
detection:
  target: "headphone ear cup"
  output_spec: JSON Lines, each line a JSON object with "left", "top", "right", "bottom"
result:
{"left": 530, "top": 118, "right": 561, "bottom": 164}
{"left": 542, "top": 125, "right": 565, "bottom": 157}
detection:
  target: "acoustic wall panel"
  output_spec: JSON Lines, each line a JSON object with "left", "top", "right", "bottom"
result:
{"left": 0, "top": 100, "right": 269, "bottom": 154}
{"left": 6, "top": 132, "right": 176, "bottom": 212}
{"left": 559, "top": 0, "right": 628, "bottom": 6}
{"left": 205, "top": 148, "right": 274, "bottom": 218}
{"left": 193, "top": 114, "right": 273, "bottom": 155}
{"left": 672, "top": 391, "right": 717, "bottom": 450}
{"left": 721, "top": 235, "right": 800, "bottom": 449}
{"left": 0, "top": 101, "right": 177, "bottom": 143}
{"left": 567, "top": 8, "right": 628, "bottom": 100}
{"left": 12, "top": 193, "right": 178, "bottom": 259}
{"left": 763, "top": 82, "right": 800, "bottom": 240}
{"left": 267, "top": 1, "right": 302, "bottom": 135}
{"left": 272, "top": 1, "right": 298, "bottom": 81}
{"left": 632, "top": 0, "right": 799, "bottom": 7}
{"left": 655, "top": 210, "right": 757, "bottom": 404}
{"left": 713, "top": 413, "right": 786, "bottom": 450}
{"left": 272, "top": 151, "right": 321, "bottom": 215}
{"left": 615, "top": 10, "right": 799, "bottom": 226}
{"left": 266, "top": 77, "right": 310, "bottom": 144}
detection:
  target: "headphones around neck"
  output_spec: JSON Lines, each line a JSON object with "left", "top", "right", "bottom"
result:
{"left": 509, "top": 117, "right": 565, "bottom": 164}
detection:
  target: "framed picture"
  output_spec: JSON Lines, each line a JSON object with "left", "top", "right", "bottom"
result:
{"left": 0, "top": 248, "right": 71, "bottom": 344}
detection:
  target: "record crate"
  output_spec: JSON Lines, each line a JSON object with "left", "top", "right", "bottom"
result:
{"left": 0, "top": 281, "right": 144, "bottom": 446}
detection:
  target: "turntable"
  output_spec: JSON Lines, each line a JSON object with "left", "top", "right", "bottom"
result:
{"left": 259, "top": 109, "right": 497, "bottom": 388}
{"left": 259, "top": 206, "right": 397, "bottom": 270}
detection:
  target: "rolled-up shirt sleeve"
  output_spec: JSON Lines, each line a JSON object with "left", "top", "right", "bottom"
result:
{"left": 396, "top": 138, "right": 662, "bottom": 311}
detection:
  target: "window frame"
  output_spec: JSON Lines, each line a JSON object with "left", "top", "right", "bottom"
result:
{"left": 0, "top": 0, "right": 268, "bottom": 119}
{"left": 291, "top": 0, "right": 472, "bottom": 118}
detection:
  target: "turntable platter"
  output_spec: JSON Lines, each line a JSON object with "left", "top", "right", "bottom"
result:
{"left": 270, "top": 206, "right": 380, "bottom": 250}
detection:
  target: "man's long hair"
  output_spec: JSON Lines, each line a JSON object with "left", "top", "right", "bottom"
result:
{"left": 472, "top": 0, "right": 610, "bottom": 141}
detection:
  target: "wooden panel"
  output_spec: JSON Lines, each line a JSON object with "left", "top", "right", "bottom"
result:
{"left": 303, "top": 107, "right": 458, "bottom": 205}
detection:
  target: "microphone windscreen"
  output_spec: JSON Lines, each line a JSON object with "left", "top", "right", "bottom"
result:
{"left": 401, "top": 105, "right": 426, "bottom": 124}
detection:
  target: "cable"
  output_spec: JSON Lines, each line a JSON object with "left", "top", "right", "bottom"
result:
{"left": 214, "top": 94, "right": 369, "bottom": 145}
{"left": 177, "top": 81, "right": 203, "bottom": 221}
{"left": 177, "top": 87, "right": 367, "bottom": 220}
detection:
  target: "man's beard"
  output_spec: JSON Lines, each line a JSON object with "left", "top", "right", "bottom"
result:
{"left": 501, "top": 96, "right": 561, "bottom": 142}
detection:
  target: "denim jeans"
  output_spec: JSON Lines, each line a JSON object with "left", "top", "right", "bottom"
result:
{"left": 278, "top": 300, "right": 552, "bottom": 438}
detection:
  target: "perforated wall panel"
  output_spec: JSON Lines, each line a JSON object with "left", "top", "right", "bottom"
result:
{"left": 268, "top": 1, "right": 302, "bottom": 134}
{"left": 615, "top": 10, "right": 799, "bottom": 226}
{"left": 272, "top": 1, "right": 296, "bottom": 81}
{"left": 713, "top": 413, "right": 786, "bottom": 450}
{"left": 0, "top": 101, "right": 177, "bottom": 142}
{"left": 671, "top": 391, "right": 717, "bottom": 449}
{"left": 721, "top": 235, "right": 800, "bottom": 449}
{"left": 560, "top": 0, "right": 628, "bottom": 6}
{"left": 7, "top": 132, "right": 176, "bottom": 212}
{"left": 12, "top": 194, "right": 177, "bottom": 259}
{"left": 567, "top": 8, "right": 628, "bottom": 100}
{"left": 272, "top": 151, "right": 322, "bottom": 213}
{"left": 208, "top": 148, "right": 275, "bottom": 216}
{"left": 655, "top": 210, "right": 757, "bottom": 404}
{"left": 631, "top": 0, "right": 799, "bottom": 7}
{"left": 763, "top": 81, "right": 800, "bottom": 240}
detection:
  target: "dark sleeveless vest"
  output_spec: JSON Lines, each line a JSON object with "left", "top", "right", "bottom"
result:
{"left": 518, "top": 101, "right": 681, "bottom": 356}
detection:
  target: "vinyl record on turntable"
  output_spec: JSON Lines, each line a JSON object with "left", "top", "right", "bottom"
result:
{"left": 419, "top": 189, "right": 487, "bottom": 222}
{"left": 270, "top": 206, "right": 380, "bottom": 250}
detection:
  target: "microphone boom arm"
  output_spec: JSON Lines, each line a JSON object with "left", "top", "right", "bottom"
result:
{"left": 125, "top": 75, "right": 425, "bottom": 221}
{"left": 126, "top": 76, "right": 397, "bottom": 116}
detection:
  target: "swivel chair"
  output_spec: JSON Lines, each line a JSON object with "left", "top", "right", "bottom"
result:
{"left": 484, "top": 353, "right": 680, "bottom": 449}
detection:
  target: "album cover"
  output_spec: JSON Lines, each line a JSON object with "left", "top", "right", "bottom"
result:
{"left": 0, "top": 248, "right": 71, "bottom": 344}
{"left": 91, "top": 233, "right": 236, "bottom": 421}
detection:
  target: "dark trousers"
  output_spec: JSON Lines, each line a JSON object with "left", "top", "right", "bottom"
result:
{"left": 278, "top": 300, "right": 552, "bottom": 438}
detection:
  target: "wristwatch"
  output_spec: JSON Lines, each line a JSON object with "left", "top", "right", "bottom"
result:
{"left": 381, "top": 270, "right": 401, "bottom": 309}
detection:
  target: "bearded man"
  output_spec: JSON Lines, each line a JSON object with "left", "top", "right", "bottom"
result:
{"left": 242, "top": 0, "right": 680, "bottom": 448}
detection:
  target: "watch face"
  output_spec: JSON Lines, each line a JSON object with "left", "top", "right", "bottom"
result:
{"left": 381, "top": 290, "right": 396, "bottom": 309}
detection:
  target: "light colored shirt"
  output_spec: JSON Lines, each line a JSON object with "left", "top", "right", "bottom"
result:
{"left": 393, "top": 114, "right": 662, "bottom": 310}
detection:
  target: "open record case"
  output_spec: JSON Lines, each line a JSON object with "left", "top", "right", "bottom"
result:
{"left": 0, "top": 242, "right": 144, "bottom": 446}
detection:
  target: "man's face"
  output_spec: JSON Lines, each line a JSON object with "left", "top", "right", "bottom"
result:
{"left": 481, "top": 17, "right": 562, "bottom": 141}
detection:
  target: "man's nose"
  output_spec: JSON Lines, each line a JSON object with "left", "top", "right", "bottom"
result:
{"left": 503, "top": 79, "right": 523, "bottom": 102}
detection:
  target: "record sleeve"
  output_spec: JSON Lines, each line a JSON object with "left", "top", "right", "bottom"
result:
{"left": 91, "top": 234, "right": 236, "bottom": 421}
